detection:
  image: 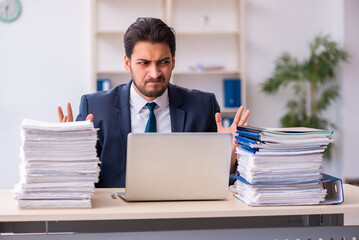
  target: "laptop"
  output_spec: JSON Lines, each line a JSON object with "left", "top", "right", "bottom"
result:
{"left": 118, "top": 133, "right": 232, "bottom": 201}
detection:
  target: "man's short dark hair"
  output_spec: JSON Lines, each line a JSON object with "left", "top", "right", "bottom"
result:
{"left": 124, "top": 17, "right": 176, "bottom": 58}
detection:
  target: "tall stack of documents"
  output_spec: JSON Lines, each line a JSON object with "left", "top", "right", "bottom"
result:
{"left": 14, "top": 119, "right": 100, "bottom": 208}
{"left": 233, "top": 126, "right": 334, "bottom": 206}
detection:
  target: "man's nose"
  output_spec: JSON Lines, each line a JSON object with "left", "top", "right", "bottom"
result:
{"left": 148, "top": 65, "right": 161, "bottom": 79}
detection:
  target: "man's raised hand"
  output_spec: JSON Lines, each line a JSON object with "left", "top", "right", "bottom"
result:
{"left": 215, "top": 106, "right": 250, "bottom": 173}
{"left": 57, "top": 103, "right": 93, "bottom": 123}
{"left": 215, "top": 105, "right": 250, "bottom": 136}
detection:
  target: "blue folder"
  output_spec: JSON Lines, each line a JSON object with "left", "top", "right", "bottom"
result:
{"left": 232, "top": 173, "right": 344, "bottom": 205}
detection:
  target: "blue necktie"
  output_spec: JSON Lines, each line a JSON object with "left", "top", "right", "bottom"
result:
{"left": 145, "top": 102, "right": 157, "bottom": 132}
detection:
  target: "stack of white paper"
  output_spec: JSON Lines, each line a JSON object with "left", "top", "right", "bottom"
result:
{"left": 13, "top": 119, "right": 100, "bottom": 209}
{"left": 236, "top": 149, "right": 324, "bottom": 184}
{"left": 234, "top": 126, "right": 333, "bottom": 206}
{"left": 234, "top": 180, "right": 327, "bottom": 206}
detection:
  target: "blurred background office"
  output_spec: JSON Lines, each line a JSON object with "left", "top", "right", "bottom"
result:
{"left": 0, "top": 0, "right": 358, "bottom": 190}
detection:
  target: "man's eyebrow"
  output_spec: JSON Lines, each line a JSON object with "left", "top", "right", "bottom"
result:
{"left": 136, "top": 57, "right": 171, "bottom": 62}
{"left": 157, "top": 57, "right": 171, "bottom": 62}
{"left": 136, "top": 58, "right": 150, "bottom": 62}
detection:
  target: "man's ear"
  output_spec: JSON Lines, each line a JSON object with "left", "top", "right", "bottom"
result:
{"left": 171, "top": 55, "right": 175, "bottom": 70}
{"left": 124, "top": 55, "right": 131, "bottom": 73}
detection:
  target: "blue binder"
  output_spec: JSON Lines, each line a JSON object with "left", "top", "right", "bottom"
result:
{"left": 222, "top": 117, "right": 234, "bottom": 128}
{"left": 97, "top": 78, "right": 111, "bottom": 91}
{"left": 224, "top": 78, "right": 241, "bottom": 108}
{"left": 232, "top": 173, "right": 344, "bottom": 205}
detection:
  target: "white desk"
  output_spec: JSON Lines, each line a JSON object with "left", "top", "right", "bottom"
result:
{"left": 1, "top": 185, "right": 359, "bottom": 240}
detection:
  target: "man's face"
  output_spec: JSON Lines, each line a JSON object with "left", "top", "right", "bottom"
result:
{"left": 124, "top": 41, "right": 175, "bottom": 101}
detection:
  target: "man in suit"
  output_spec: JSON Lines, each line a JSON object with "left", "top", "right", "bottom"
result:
{"left": 58, "top": 17, "right": 250, "bottom": 188}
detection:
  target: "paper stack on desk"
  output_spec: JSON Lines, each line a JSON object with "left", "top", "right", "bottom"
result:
{"left": 13, "top": 119, "right": 100, "bottom": 209}
{"left": 233, "top": 126, "right": 335, "bottom": 206}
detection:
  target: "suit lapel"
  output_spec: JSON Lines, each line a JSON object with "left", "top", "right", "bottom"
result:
{"left": 114, "top": 81, "right": 132, "bottom": 155}
{"left": 168, "top": 83, "right": 186, "bottom": 132}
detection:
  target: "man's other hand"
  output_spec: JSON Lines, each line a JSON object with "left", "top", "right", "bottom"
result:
{"left": 57, "top": 103, "right": 93, "bottom": 122}
{"left": 215, "top": 105, "right": 250, "bottom": 135}
{"left": 215, "top": 106, "right": 250, "bottom": 173}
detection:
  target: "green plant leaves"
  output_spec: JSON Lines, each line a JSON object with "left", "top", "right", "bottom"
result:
{"left": 316, "top": 85, "right": 340, "bottom": 113}
{"left": 261, "top": 33, "right": 349, "bottom": 160}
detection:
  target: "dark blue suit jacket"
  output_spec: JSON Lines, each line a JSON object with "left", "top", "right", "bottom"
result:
{"left": 76, "top": 81, "right": 220, "bottom": 187}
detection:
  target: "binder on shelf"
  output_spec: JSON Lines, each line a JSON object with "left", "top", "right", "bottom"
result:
{"left": 97, "top": 78, "right": 111, "bottom": 91}
{"left": 232, "top": 173, "right": 344, "bottom": 206}
{"left": 188, "top": 64, "right": 225, "bottom": 72}
{"left": 222, "top": 117, "right": 234, "bottom": 128}
{"left": 224, "top": 78, "right": 241, "bottom": 108}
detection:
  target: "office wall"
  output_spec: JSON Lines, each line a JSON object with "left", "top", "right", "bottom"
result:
{"left": 0, "top": 0, "right": 358, "bottom": 188}
{"left": 245, "top": 0, "right": 343, "bottom": 129}
{"left": 0, "top": 0, "right": 92, "bottom": 188}
{"left": 244, "top": 0, "right": 359, "bottom": 178}
{"left": 342, "top": 0, "right": 359, "bottom": 179}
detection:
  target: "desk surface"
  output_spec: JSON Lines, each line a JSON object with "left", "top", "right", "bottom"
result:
{"left": 1, "top": 184, "right": 359, "bottom": 222}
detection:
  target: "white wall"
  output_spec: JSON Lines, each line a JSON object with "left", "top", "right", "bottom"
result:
{"left": 0, "top": 0, "right": 92, "bottom": 188}
{"left": 342, "top": 0, "right": 359, "bottom": 179}
{"left": 0, "top": 0, "right": 358, "bottom": 189}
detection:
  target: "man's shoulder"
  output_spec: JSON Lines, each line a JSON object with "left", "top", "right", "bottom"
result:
{"left": 169, "top": 84, "right": 215, "bottom": 99}
{"left": 168, "top": 84, "right": 219, "bottom": 112}
{"left": 83, "top": 82, "right": 130, "bottom": 100}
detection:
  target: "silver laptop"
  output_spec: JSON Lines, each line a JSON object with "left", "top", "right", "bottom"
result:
{"left": 118, "top": 133, "right": 232, "bottom": 201}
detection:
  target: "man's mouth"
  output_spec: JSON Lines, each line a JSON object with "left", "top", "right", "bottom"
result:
{"left": 145, "top": 78, "right": 164, "bottom": 84}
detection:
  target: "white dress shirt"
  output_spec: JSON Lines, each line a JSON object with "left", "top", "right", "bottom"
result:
{"left": 129, "top": 82, "right": 172, "bottom": 133}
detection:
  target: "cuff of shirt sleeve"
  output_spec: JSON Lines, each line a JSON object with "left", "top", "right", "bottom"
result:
{"left": 229, "top": 170, "right": 240, "bottom": 186}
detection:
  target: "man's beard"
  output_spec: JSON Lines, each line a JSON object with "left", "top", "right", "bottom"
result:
{"left": 131, "top": 71, "right": 171, "bottom": 99}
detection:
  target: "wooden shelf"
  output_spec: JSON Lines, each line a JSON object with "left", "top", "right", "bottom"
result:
{"left": 97, "top": 70, "right": 127, "bottom": 75}
{"left": 176, "top": 31, "right": 240, "bottom": 36}
{"left": 173, "top": 70, "right": 242, "bottom": 75}
{"left": 92, "top": 0, "right": 246, "bottom": 106}
{"left": 96, "top": 31, "right": 126, "bottom": 35}
{"left": 96, "top": 31, "right": 240, "bottom": 37}
{"left": 98, "top": 70, "right": 242, "bottom": 76}
{"left": 221, "top": 107, "right": 240, "bottom": 115}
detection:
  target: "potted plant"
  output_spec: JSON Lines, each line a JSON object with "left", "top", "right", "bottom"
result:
{"left": 261, "top": 33, "right": 349, "bottom": 159}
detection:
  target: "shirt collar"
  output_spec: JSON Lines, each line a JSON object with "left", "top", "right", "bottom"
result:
{"left": 130, "top": 82, "right": 169, "bottom": 114}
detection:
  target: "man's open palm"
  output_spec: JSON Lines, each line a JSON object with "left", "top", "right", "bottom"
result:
{"left": 57, "top": 103, "right": 93, "bottom": 123}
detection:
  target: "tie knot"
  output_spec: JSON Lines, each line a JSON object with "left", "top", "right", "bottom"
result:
{"left": 147, "top": 102, "right": 157, "bottom": 112}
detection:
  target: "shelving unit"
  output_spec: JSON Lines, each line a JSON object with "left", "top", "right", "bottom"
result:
{"left": 91, "top": 0, "right": 245, "bottom": 117}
